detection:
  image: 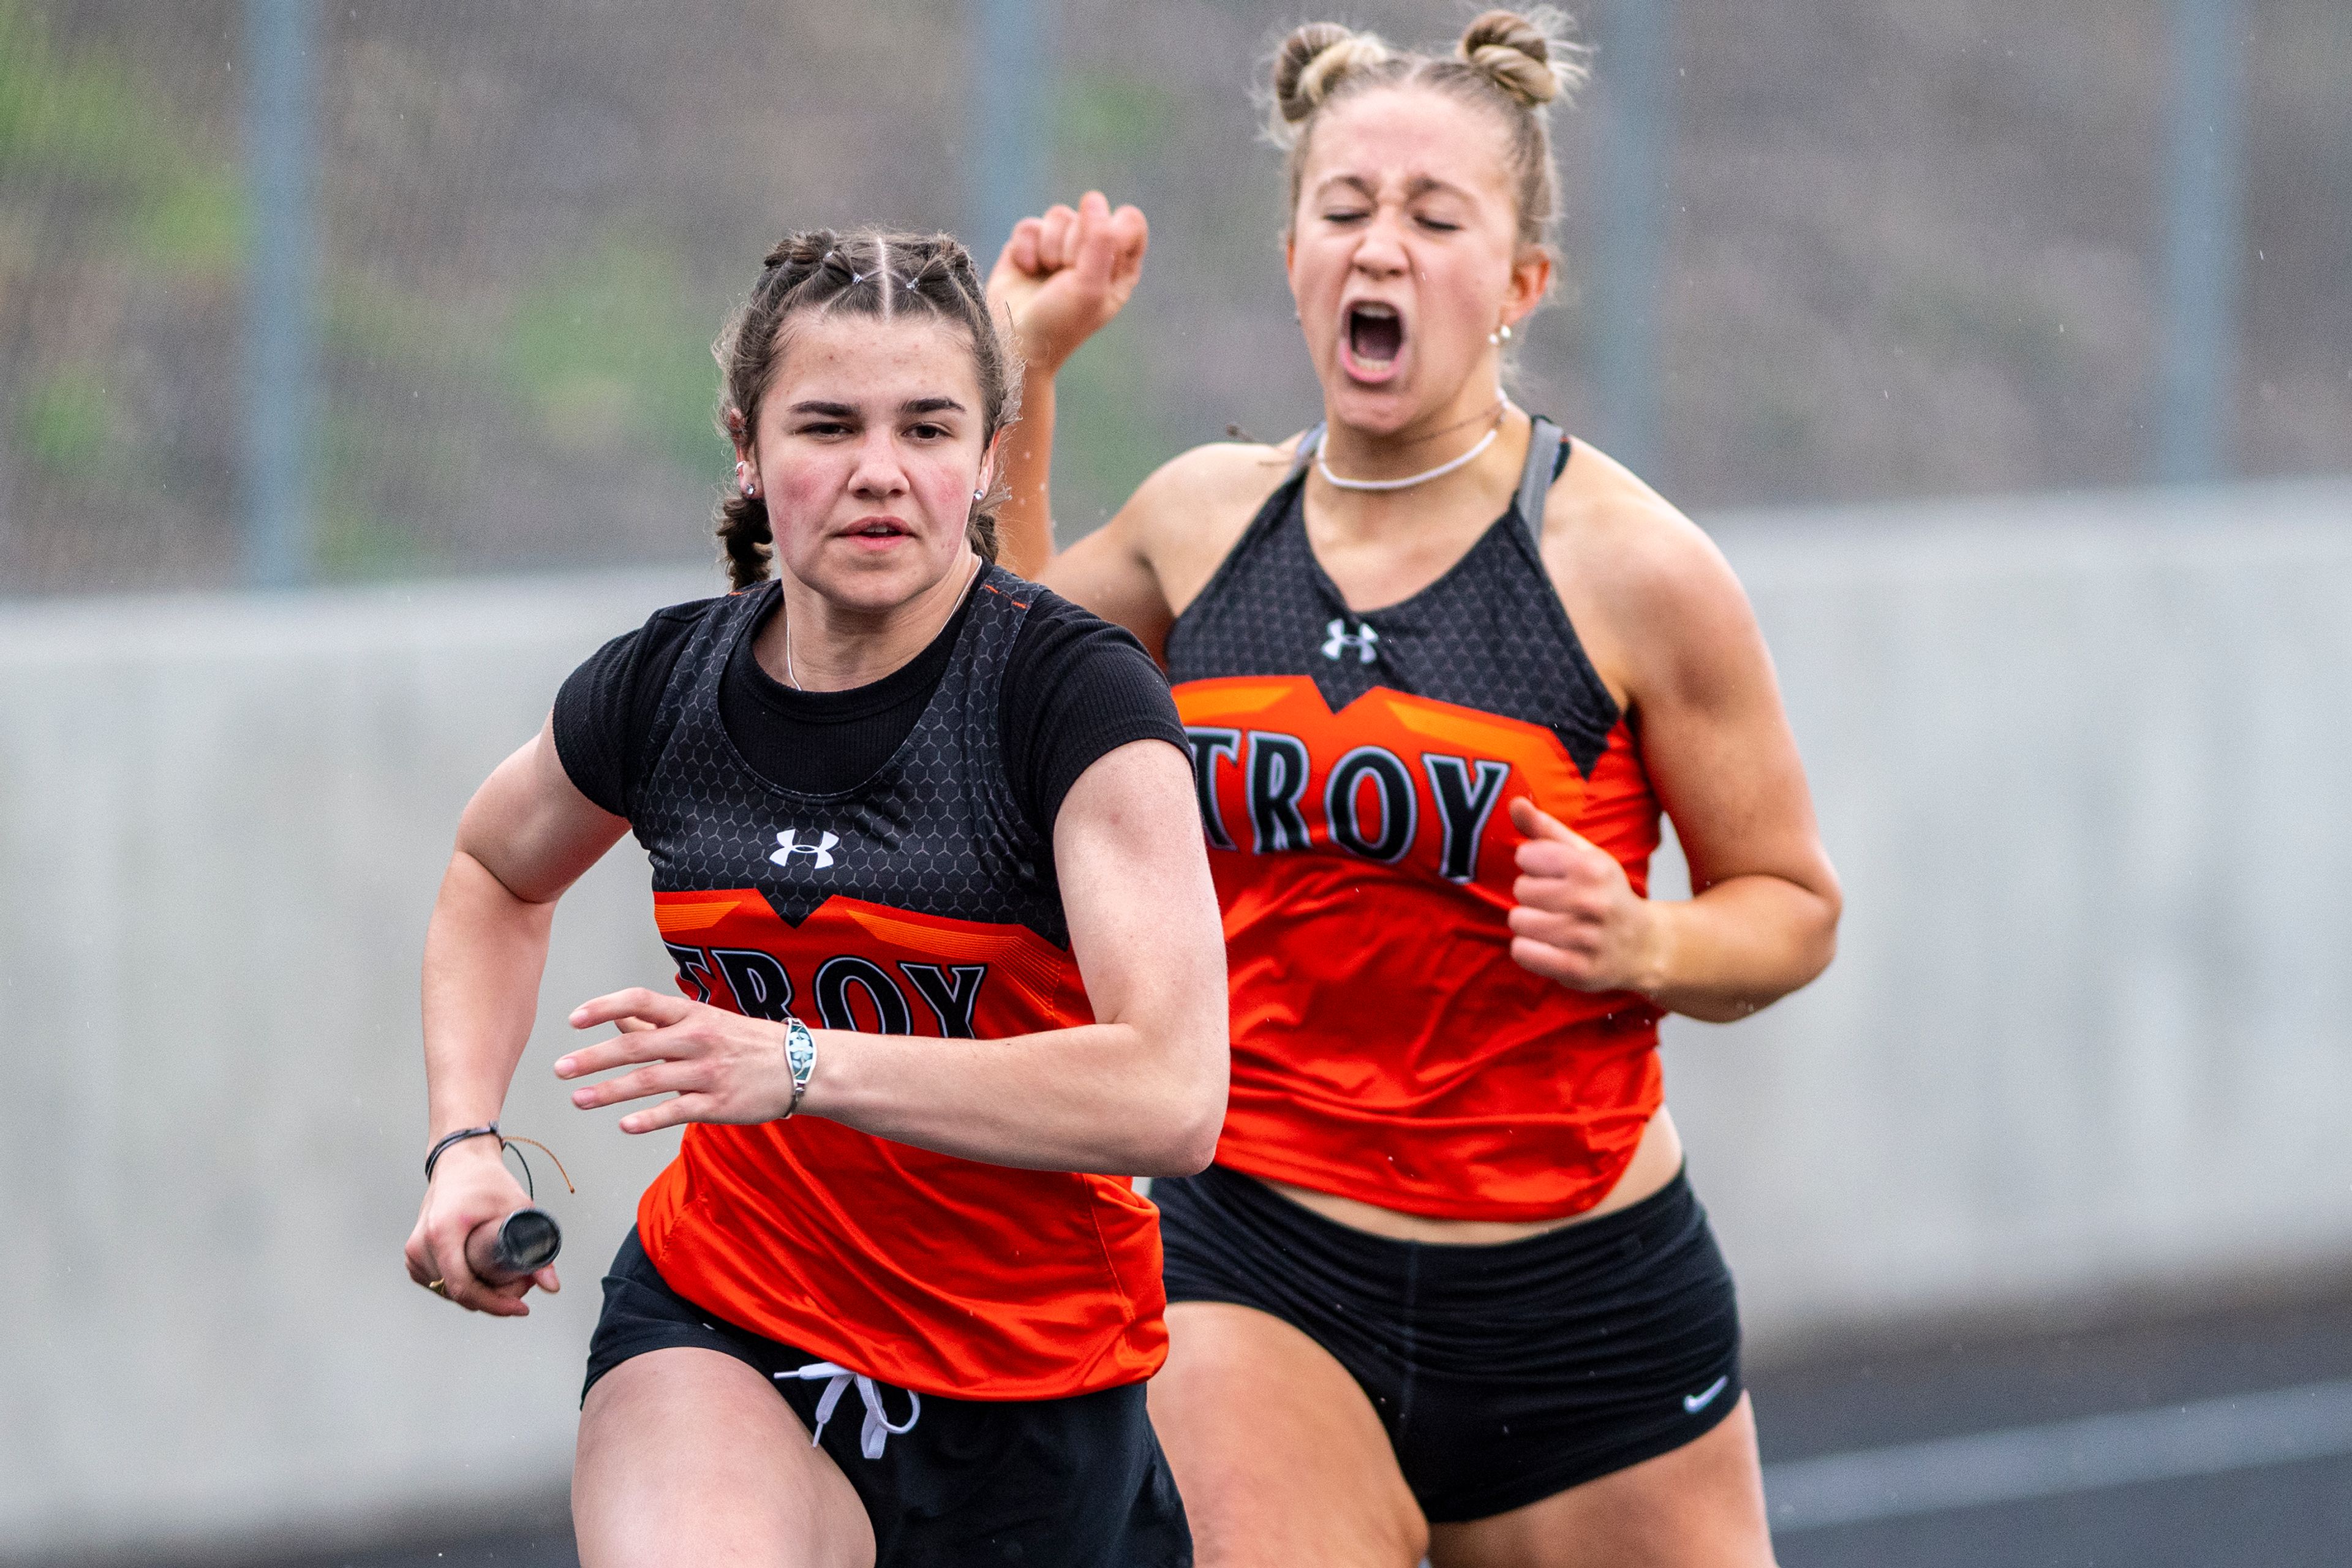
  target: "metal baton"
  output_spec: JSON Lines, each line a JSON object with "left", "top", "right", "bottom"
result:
{"left": 464, "top": 1205, "right": 564, "bottom": 1284}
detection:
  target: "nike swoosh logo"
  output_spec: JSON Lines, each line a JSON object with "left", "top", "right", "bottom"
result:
{"left": 1683, "top": 1375, "right": 1730, "bottom": 1414}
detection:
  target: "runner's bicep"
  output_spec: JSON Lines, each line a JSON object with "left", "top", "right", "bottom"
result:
{"left": 454, "top": 714, "right": 629, "bottom": 903}
{"left": 1050, "top": 738, "right": 1227, "bottom": 1037}
{"left": 1626, "top": 555, "right": 1836, "bottom": 904}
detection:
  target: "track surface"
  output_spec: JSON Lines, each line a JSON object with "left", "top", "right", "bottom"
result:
{"left": 245, "top": 1290, "right": 2352, "bottom": 1568}
{"left": 1758, "top": 1290, "right": 2352, "bottom": 1566}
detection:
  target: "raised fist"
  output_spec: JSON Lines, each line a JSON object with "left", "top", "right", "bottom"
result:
{"left": 986, "top": 190, "right": 1149, "bottom": 376}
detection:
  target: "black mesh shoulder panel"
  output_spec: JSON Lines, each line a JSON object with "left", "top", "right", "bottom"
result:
{"left": 628, "top": 568, "right": 1067, "bottom": 946}
{"left": 1164, "top": 427, "right": 1621, "bottom": 776}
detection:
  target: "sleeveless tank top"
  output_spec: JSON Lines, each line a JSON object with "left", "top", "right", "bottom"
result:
{"left": 1163, "top": 421, "right": 1665, "bottom": 1223}
{"left": 627, "top": 566, "right": 1166, "bottom": 1400}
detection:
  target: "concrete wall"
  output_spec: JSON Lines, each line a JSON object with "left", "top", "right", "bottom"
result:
{"left": 0, "top": 569, "right": 714, "bottom": 1564}
{"left": 4, "top": 480, "right": 2348, "bottom": 1560}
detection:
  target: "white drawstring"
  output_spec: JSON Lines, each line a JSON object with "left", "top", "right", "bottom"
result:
{"left": 777, "top": 1362, "right": 923, "bottom": 1460}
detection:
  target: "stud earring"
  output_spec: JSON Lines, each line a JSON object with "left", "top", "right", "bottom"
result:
{"left": 1488, "top": 323, "right": 1514, "bottom": 345}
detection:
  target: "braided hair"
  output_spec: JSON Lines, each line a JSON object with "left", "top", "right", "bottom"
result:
{"left": 712, "top": 230, "right": 1022, "bottom": 590}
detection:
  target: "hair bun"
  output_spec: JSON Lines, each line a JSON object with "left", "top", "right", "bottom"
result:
{"left": 763, "top": 229, "right": 837, "bottom": 271}
{"left": 1458, "top": 8, "right": 1588, "bottom": 107}
{"left": 1271, "top": 22, "right": 1394, "bottom": 134}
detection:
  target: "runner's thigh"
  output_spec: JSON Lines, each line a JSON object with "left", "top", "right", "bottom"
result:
{"left": 1426, "top": 1393, "right": 1774, "bottom": 1568}
{"left": 573, "top": 1344, "right": 875, "bottom": 1568}
{"left": 1150, "top": 1300, "right": 1428, "bottom": 1568}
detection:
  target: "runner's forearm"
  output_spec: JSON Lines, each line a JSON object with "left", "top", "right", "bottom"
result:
{"left": 420, "top": 849, "right": 557, "bottom": 1139}
{"left": 998, "top": 368, "right": 1058, "bottom": 579}
{"left": 1643, "top": 873, "right": 1838, "bottom": 1023}
{"left": 802, "top": 1016, "right": 1223, "bottom": 1177}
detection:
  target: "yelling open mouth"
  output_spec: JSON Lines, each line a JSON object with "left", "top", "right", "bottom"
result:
{"left": 1349, "top": 302, "right": 1403, "bottom": 361}
{"left": 1340, "top": 300, "right": 1406, "bottom": 383}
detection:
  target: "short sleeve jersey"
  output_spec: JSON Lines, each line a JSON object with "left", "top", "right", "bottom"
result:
{"left": 554, "top": 566, "right": 1188, "bottom": 1400}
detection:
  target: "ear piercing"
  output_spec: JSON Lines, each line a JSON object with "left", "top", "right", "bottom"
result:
{"left": 1488, "top": 323, "right": 1514, "bottom": 345}
{"left": 736, "top": 461, "right": 758, "bottom": 498}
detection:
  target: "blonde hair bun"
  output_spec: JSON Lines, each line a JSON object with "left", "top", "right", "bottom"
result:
{"left": 1458, "top": 8, "right": 1590, "bottom": 108}
{"left": 1261, "top": 9, "right": 1583, "bottom": 253}
{"left": 1271, "top": 22, "right": 1395, "bottom": 138}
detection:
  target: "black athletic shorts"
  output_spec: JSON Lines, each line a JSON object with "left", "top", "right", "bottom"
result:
{"left": 1156, "top": 1163, "right": 1743, "bottom": 1523}
{"left": 584, "top": 1228, "right": 1191, "bottom": 1567}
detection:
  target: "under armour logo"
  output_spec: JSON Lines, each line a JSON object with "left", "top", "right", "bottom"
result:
{"left": 770, "top": 829, "right": 839, "bottom": 870}
{"left": 1322, "top": 618, "right": 1381, "bottom": 664}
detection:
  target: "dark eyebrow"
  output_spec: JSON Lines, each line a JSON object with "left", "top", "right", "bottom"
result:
{"left": 785, "top": 398, "right": 965, "bottom": 418}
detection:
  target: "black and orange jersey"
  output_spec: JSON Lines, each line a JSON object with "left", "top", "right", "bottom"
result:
{"left": 1164, "top": 421, "right": 1665, "bottom": 1223}
{"left": 584, "top": 568, "right": 1170, "bottom": 1401}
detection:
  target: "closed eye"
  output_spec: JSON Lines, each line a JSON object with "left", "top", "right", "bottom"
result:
{"left": 1321, "top": 208, "right": 1370, "bottom": 224}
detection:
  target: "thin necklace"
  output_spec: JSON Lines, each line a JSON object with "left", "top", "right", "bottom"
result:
{"left": 782, "top": 551, "right": 981, "bottom": 692}
{"left": 1317, "top": 403, "right": 1512, "bottom": 493}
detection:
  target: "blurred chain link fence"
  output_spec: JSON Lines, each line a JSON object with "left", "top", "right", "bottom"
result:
{"left": 1, "top": 0, "right": 2346, "bottom": 596}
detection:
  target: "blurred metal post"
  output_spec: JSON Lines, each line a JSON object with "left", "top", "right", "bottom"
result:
{"left": 2156, "top": 0, "right": 2246, "bottom": 484}
{"left": 241, "top": 0, "right": 317, "bottom": 587}
{"left": 1590, "top": 0, "right": 1672, "bottom": 479}
{"left": 967, "top": 0, "right": 1043, "bottom": 265}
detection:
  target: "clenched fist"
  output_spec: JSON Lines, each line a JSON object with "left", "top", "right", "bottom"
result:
{"left": 986, "top": 189, "right": 1148, "bottom": 375}
{"left": 404, "top": 1137, "right": 559, "bottom": 1316}
{"left": 1504, "top": 796, "right": 1667, "bottom": 996}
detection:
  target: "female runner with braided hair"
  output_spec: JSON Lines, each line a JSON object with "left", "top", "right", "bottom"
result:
{"left": 989, "top": 11, "right": 1838, "bottom": 1567}
{"left": 405, "top": 230, "right": 1218, "bottom": 1566}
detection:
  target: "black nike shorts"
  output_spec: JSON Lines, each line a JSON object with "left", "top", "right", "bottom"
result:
{"left": 584, "top": 1228, "right": 1191, "bottom": 1567}
{"left": 1156, "top": 1163, "right": 1743, "bottom": 1523}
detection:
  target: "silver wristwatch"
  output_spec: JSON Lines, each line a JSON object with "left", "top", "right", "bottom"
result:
{"left": 780, "top": 1014, "right": 817, "bottom": 1118}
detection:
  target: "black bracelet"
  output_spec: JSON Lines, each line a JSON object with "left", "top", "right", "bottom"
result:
{"left": 424, "top": 1122, "right": 501, "bottom": 1184}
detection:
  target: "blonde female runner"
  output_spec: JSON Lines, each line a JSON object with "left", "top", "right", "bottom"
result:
{"left": 987, "top": 13, "right": 1839, "bottom": 1567}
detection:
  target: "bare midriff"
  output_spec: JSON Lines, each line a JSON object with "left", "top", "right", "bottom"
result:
{"left": 1259, "top": 1106, "right": 1686, "bottom": 1245}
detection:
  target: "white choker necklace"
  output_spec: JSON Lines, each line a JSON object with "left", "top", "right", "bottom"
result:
{"left": 1316, "top": 416, "right": 1507, "bottom": 493}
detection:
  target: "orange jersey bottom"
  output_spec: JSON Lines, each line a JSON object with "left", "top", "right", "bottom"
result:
{"left": 638, "top": 1121, "right": 1167, "bottom": 1401}
{"left": 1207, "top": 857, "right": 1665, "bottom": 1223}
{"left": 636, "top": 889, "right": 1169, "bottom": 1400}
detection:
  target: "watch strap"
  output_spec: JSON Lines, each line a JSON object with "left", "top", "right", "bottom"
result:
{"left": 782, "top": 1016, "right": 816, "bottom": 1117}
